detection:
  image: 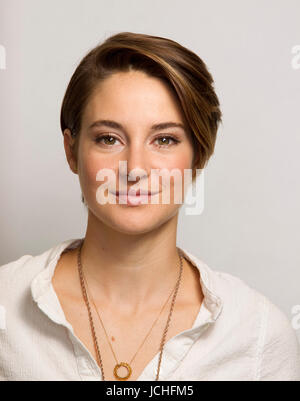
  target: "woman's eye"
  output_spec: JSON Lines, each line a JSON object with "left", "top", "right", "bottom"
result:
{"left": 94, "top": 135, "right": 120, "bottom": 146}
{"left": 155, "top": 136, "right": 180, "bottom": 147}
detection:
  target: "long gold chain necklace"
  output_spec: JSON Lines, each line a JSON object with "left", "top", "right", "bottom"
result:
{"left": 84, "top": 272, "right": 175, "bottom": 379}
{"left": 77, "top": 241, "right": 183, "bottom": 381}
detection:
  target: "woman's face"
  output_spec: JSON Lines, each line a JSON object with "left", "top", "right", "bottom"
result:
{"left": 64, "top": 70, "right": 195, "bottom": 234}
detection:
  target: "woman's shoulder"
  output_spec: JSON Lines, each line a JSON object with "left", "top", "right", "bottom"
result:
{"left": 0, "top": 254, "right": 36, "bottom": 286}
{"left": 181, "top": 248, "right": 299, "bottom": 354}
{"left": 0, "top": 239, "right": 79, "bottom": 301}
{"left": 205, "top": 263, "right": 294, "bottom": 330}
{"left": 204, "top": 264, "right": 300, "bottom": 373}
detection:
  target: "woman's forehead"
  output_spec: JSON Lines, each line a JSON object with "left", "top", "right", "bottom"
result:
{"left": 81, "top": 73, "right": 186, "bottom": 130}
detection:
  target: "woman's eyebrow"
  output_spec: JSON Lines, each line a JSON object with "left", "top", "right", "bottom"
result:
{"left": 88, "top": 119, "right": 186, "bottom": 131}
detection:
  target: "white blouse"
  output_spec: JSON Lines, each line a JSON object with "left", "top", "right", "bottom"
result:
{"left": 0, "top": 238, "right": 299, "bottom": 381}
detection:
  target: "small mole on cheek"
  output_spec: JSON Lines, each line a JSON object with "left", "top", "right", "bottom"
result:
{"left": 111, "top": 336, "right": 115, "bottom": 342}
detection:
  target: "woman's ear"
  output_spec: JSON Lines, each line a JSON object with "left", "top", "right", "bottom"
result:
{"left": 63, "top": 129, "right": 78, "bottom": 174}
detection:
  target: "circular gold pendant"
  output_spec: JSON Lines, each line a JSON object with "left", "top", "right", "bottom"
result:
{"left": 113, "top": 362, "right": 132, "bottom": 381}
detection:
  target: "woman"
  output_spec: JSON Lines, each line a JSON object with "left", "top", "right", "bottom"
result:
{"left": 0, "top": 32, "right": 299, "bottom": 381}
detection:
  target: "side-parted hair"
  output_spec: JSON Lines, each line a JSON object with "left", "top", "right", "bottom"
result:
{"left": 60, "top": 32, "right": 222, "bottom": 202}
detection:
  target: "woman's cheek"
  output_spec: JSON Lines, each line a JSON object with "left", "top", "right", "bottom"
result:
{"left": 79, "top": 152, "right": 105, "bottom": 197}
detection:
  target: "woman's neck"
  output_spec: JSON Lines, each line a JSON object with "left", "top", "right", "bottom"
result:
{"left": 77, "top": 210, "right": 183, "bottom": 314}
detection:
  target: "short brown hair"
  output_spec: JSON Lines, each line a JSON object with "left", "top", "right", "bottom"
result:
{"left": 60, "top": 31, "right": 222, "bottom": 193}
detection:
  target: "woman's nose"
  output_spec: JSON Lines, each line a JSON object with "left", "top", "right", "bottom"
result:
{"left": 123, "top": 144, "right": 149, "bottom": 180}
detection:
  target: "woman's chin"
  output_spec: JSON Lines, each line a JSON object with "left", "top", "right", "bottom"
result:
{"left": 106, "top": 215, "right": 163, "bottom": 235}
{"left": 96, "top": 208, "right": 174, "bottom": 235}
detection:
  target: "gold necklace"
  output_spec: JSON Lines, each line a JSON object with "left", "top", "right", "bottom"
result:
{"left": 77, "top": 241, "right": 183, "bottom": 381}
{"left": 84, "top": 272, "right": 175, "bottom": 380}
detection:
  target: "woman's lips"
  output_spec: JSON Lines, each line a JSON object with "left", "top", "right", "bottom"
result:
{"left": 113, "top": 189, "right": 158, "bottom": 196}
{"left": 110, "top": 190, "right": 160, "bottom": 205}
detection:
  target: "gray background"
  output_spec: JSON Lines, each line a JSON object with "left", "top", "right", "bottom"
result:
{"left": 0, "top": 0, "right": 299, "bottom": 342}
